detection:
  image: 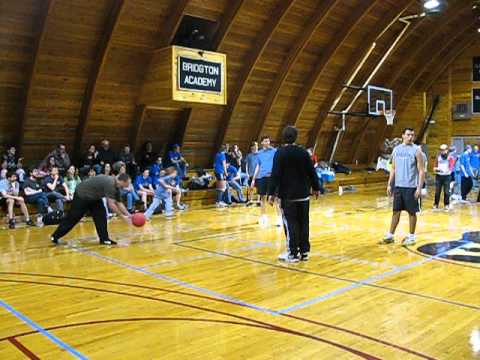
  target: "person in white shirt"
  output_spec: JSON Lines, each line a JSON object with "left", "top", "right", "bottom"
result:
{"left": 0, "top": 171, "right": 34, "bottom": 229}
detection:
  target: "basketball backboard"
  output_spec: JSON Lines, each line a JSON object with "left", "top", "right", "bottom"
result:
{"left": 367, "top": 85, "right": 393, "bottom": 116}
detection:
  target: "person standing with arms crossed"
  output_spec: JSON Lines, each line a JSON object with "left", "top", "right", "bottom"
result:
{"left": 433, "top": 144, "right": 452, "bottom": 211}
{"left": 381, "top": 128, "right": 425, "bottom": 246}
{"left": 268, "top": 126, "right": 319, "bottom": 263}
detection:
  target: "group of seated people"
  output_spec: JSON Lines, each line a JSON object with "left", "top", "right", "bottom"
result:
{"left": 0, "top": 140, "right": 189, "bottom": 229}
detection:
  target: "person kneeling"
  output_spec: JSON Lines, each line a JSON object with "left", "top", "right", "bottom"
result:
{"left": 0, "top": 171, "right": 34, "bottom": 229}
{"left": 145, "top": 167, "right": 177, "bottom": 220}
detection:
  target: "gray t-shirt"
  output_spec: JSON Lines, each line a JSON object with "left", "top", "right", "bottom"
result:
{"left": 76, "top": 175, "right": 121, "bottom": 201}
{"left": 392, "top": 143, "right": 420, "bottom": 188}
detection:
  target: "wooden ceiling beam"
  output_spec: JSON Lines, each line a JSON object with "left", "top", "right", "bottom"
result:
{"left": 252, "top": 0, "right": 341, "bottom": 141}
{"left": 17, "top": 0, "right": 56, "bottom": 154}
{"left": 129, "top": 0, "right": 190, "bottom": 152}
{"left": 213, "top": 0, "right": 295, "bottom": 151}
{"left": 286, "top": 0, "right": 379, "bottom": 133}
{"left": 306, "top": 0, "right": 415, "bottom": 150}
{"left": 74, "top": 0, "right": 126, "bottom": 159}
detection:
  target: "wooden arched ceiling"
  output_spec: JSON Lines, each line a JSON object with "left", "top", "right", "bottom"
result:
{"left": 0, "top": 0, "right": 478, "bottom": 166}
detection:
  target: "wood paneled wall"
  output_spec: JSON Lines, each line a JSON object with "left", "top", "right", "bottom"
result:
{"left": 0, "top": 0, "right": 477, "bottom": 167}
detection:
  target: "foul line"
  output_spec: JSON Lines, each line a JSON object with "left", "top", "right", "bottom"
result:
{"left": 278, "top": 240, "right": 474, "bottom": 314}
{"left": 72, "top": 246, "right": 280, "bottom": 316}
{"left": 0, "top": 299, "right": 88, "bottom": 359}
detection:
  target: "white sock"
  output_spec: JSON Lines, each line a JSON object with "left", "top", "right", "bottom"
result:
{"left": 409, "top": 234, "right": 416, "bottom": 240}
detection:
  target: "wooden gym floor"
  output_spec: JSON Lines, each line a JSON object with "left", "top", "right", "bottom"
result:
{"left": 0, "top": 189, "right": 479, "bottom": 359}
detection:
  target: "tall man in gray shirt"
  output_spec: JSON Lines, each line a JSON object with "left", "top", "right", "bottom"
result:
{"left": 382, "top": 128, "right": 425, "bottom": 246}
{"left": 51, "top": 174, "right": 132, "bottom": 245}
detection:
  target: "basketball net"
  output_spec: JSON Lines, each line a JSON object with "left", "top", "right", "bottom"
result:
{"left": 383, "top": 110, "right": 396, "bottom": 126}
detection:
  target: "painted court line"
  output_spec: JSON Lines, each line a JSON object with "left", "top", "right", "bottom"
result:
{"left": 73, "top": 247, "right": 280, "bottom": 316}
{"left": 278, "top": 240, "right": 474, "bottom": 314}
{"left": 0, "top": 299, "right": 88, "bottom": 359}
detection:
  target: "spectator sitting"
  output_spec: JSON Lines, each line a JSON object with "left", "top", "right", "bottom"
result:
{"left": 139, "top": 141, "right": 158, "bottom": 170}
{"left": 87, "top": 167, "right": 96, "bottom": 179}
{"left": 1, "top": 160, "right": 7, "bottom": 180}
{"left": 134, "top": 169, "right": 155, "bottom": 210}
{"left": 168, "top": 144, "right": 188, "bottom": 182}
{"left": 16, "top": 159, "right": 26, "bottom": 184}
{"left": 43, "top": 166, "right": 70, "bottom": 211}
{"left": 23, "top": 168, "right": 49, "bottom": 219}
{"left": 98, "top": 139, "right": 117, "bottom": 171}
{"left": 144, "top": 166, "right": 178, "bottom": 220}
{"left": 39, "top": 155, "right": 56, "bottom": 177}
{"left": 117, "top": 163, "right": 139, "bottom": 213}
{"left": 0, "top": 171, "right": 34, "bottom": 229}
{"left": 2, "top": 146, "right": 19, "bottom": 171}
{"left": 226, "top": 162, "right": 245, "bottom": 203}
{"left": 167, "top": 171, "right": 187, "bottom": 211}
{"left": 64, "top": 165, "right": 81, "bottom": 195}
{"left": 41, "top": 144, "right": 71, "bottom": 175}
{"left": 118, "top": 144, "right": 137, "bottom": 177}
{"left": 150, "top": 156, "right": 164, "bottom": 185}
{"left": 81, "top": 144, "right": 101, "bottom": 175}
{"left": 103, "top": 163, "right": 113, "bottom": 177}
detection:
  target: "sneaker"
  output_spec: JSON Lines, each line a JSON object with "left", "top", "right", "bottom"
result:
{"left": 100, "top": 239, "right": 117, "bottom": 245}
{"left": 51, "top": 236, "right": 59, "bottom": 245}
{"left": 300, "top": 253, "right": 309, "bottom": 261}
{"left": 401, "top": 236, "right": 416, "bottom": 246}
{"left": 164, "top": 213, "right": 176, "bottom": 219}
{"left": 25, "top": 219, "right": 35, "bottom": 227}
{"left": 8, "top": 219, "right": 15, "bottom": 229}
{"left": 176, "top": 203, "right": 187, "bottom": 211}
{"left": 36, "top": 215, "right": 44, "bottom": 227}
{"left": 432, "top": 205, "right": 439, "bottom": 211}
{"left": 216, "top": 201, "right": 228, "bottom": 208}
{"left": 379, "top": 233, "right": 394, "bottom": 244}
{"left": 278, "top": 254, "right": 300, "bottom": 263}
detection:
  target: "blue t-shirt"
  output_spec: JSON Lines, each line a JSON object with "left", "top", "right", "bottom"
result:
{"left": 168, "top": 151, "right": 182, "bottom": 163}
{"left": 256, "top": 147, "right": 277, "bottom": 179}
{"left": 246, "top": 153, "right": 259, "bottom": 177}
{"left": 0, "top": 179, "right": 10, "bottom": 198}
{"left": 460, "top": 152, "right": 473, "bottom": 177}
{"left": 226, "top": 165, "right": 239, "bottom": 181}
{"left": 470, "top": 151, "right": 480, "bottom": 169}
{"left": 134, "top": 175, "right": 153, "bottom": 191}
{"left": 150, "top": 163, "right": 163, "bottom": 179}
{"left": 214, "top": 152, "right": 226, "bottom": 175}
{"left": 156, "top": 174, "right": 177, "bottom": 194}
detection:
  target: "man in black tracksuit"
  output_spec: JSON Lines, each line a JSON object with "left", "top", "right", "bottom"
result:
{"left": 268, "top": 126, "right": 320, "bottom": 263}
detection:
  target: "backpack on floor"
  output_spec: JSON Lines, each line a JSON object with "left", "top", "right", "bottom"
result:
{"left": 42, "top": 210, "right": 65, "bottom": 225}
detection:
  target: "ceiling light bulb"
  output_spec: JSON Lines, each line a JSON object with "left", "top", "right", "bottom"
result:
{"left": 424, "top": 0, "right": 440, "bottom": 10}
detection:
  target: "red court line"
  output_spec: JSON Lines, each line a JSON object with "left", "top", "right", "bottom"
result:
{"left": 7, "top": 337, "right": 40, "bottom": 360}
{"left": 0, "top": 280, "right": 379, "bottom": 360}
{"left": 0, "top": 273, "right": 438, "bottom": 359}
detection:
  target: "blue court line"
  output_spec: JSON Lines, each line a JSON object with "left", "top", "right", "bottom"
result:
{"left": 73, "top": 247, "right": 280, "bottom": 316}
{"left": 0, "top": 299, "right": 88, "bottom": 359}
{"left": 278, "top": 240, "right": 473, "bottom": 314}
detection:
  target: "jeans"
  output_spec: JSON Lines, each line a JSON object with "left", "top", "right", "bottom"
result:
{"left": 122, "top": 189, "right": 140, "bottom": 211}
{"left": 228, "top": 180, "right": 245, "bottom": 202}
{"left": 239, "top": 172, "right": 249, "bottom": 186}
{"left": 46, "top": 191, "right": 65, "bottom": 211}
{"left": 461, "top": 176, "right": 473, "bottom": 200}
{"left": 223, "top": 184, "right": 232, "bottom": 204}
{"left": 434, "top": 175, "right": 450, "bottom": 206}
{"left": 173, "top": 162, "right": 188, "bottom": 185}
{"left": 25, "top": 192, "right": 49, "bottom": 215}
{"left": 145, "top": 190, "right": 173, "bottom": 219}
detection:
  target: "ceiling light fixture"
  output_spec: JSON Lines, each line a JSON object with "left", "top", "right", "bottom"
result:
{"left": 424, "top": 0, "right": 440, "bottom": 10}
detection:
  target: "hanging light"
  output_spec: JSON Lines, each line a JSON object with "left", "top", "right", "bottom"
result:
{"left": 424, "top": 0, "right": 440, "bottom": 10}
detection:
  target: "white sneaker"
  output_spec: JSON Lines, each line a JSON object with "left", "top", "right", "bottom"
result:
{"left": 401, "top": 236, "right": 416, "bottom": 246}
{"left": 164, "top": 213, "right": 176, "bottom": 219}
{"left": 258, "top": 215, "right": 268, "bottom": 227}
{"left": 444, "top": 205, "right": 451, "bottom": 212}
{"left": 216, "top": 202, "right": 227, "bottom": 208}
{"left": 278, "top": 252, "right": 299, "bottom": 263}
{"left": 379, "top": 233, "right": 394, "bottom": 244}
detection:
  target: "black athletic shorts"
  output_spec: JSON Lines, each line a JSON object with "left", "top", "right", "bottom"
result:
{"left": 393, "top": 187, "right": 420, "bottom": 214}
{"left": 256, "top": 177, "right": 270, "bottom": 196}
{"left": 215, "top": 172, "right": 226, "bottom": 181}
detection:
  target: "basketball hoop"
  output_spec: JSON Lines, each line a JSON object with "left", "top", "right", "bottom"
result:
{"left": 383, "top": 110, "right": 396, "bottom": 126}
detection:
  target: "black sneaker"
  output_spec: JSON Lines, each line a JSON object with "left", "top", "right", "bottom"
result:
{"left": 100, "top": 239, "right": 117, "bottom": 245}
{"left": 300, "top": 253, "right": 309, "bottom": 261}
{"left": 8, "top": 219, "right": 15, "bottom": 229}
{"left": 25, "top": 219, "right": 35, "bottom": 227}
{"left": 51, "top": 236, "right": 59, "bottom": 245}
